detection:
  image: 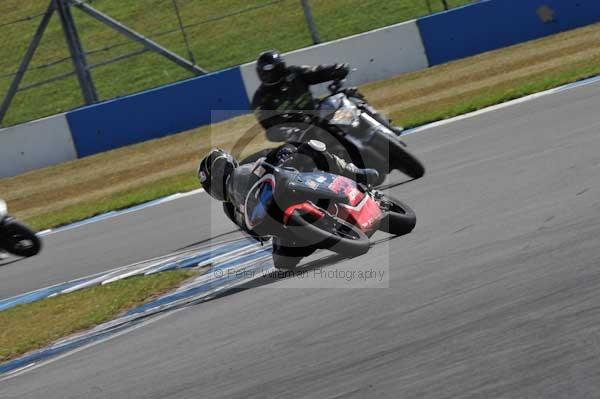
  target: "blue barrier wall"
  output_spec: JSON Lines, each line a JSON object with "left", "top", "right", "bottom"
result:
{"left": 9, "top": 0, "right": 599, "bottom": 172}
{"left": 66, "top": 67, "right": 250, "bottom": 157}
{"left": 418, "top": 0, "right": 600, "bottom": 66}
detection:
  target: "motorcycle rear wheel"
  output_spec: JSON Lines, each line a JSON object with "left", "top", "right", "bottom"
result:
{"left": 1, "top": 220, "right": 42, "bottom": 257}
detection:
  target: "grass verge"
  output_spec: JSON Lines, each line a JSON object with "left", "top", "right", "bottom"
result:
{"left": 0, "top": 269, "right": 196, "bottom": 363}
{"left": 1, "top": 22, "right": 599, "bottom": 231}
{"left": 392, "top": 60, "right": 600, "bottom": 128}
{"left": 26, "top": 172, "right": 199, "bottom": 231}
{"left": 0, "top": 0, "right": 470, "bottom": 126}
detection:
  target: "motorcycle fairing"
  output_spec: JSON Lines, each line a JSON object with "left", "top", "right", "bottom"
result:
{"left": 327, "top": 176, "right": 382, "bottom": 233}
{"left": 285, "top": 172, "right": 348, "bottom": 205}
{"left": 244, "top": 174, "right": 276, "bottom": 230}
{"left": 282, "top": 202, "right": 324, "bottom": 225}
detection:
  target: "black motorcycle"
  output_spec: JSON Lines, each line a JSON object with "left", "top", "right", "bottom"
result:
{"left": 0, "top": 199, "right": 42, "bottom": 258}
{"left": 244, "top": 81, "right": 425, "bottom": 185}
{"left": 243, "top": 162, "right": 416, "bottom": 269}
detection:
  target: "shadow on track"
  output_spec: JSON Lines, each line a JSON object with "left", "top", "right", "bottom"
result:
{"left": 0, "top": 257, "right": 22, "bottom": 267}
{"left": 213, "top": 235, "right": 399, "bottom": 297}
{"left": 173, "top": 229, "right": 244, "bottom": 251}
{"left": 376, "top": 177, "right": 416, "bottom": 191}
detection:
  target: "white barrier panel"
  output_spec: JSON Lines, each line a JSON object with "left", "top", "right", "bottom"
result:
{"left": 240, "top": 19, "right": 429, "bottom": 102}
{"left": 0, "top": 114, "right": 77, "bottom": 178}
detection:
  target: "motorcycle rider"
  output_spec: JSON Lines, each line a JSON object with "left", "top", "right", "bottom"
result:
{"left": 251, "top": 50, "right": 403, "bottom": 142}
{"left": 197, "top": 141, "right": 379, "bottom": 246}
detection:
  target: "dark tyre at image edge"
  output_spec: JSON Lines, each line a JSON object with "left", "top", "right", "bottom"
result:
{"left": 377, "top": 194, "right": 417, "bottom": 236}
{"left": 1, "top": 220, "right": 42, "bottom": 257}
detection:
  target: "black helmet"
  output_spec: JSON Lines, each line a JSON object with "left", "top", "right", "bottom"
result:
{"left": 197, "top": 148, "right": 238, "bottom": 202}
{"left": 256, "top": 50, "right": 286, "bottom": 86}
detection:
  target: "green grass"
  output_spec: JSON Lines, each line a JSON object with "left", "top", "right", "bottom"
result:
{"left": 393, "top": 62, "right": 600, "bottom": 128}
{"left": 26, "top": 171, "right": 198, "bottom": 231}
{"left": 0, "top": 0, "right": 470, "bottom": 126}
{"left": 0, "top": 269, "right": 196, "bottom": 363}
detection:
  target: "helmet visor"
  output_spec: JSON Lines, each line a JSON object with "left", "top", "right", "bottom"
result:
{"left": 258, "top": 62, "right": 285, "bottom": 85}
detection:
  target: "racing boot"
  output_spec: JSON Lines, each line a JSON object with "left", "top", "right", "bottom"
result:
{"left": 332, "top": 153, "right": 380, "bottom": 186}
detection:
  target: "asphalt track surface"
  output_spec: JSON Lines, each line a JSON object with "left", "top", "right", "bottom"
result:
{"left": 2, "top": 81, "right": 600, "bottom": 398}
{"left": 0, "top": 196, "right": 245, "bottom": 300}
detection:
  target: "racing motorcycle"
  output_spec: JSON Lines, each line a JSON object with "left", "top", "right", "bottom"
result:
{"left": 246, "top": 80, "right": 425, "bottom": 185}
{"left": 0, "top": 199, "right": 42, "bottom": 258}
{"left": 244, "top": 161, "right": 416, "bottom": 269}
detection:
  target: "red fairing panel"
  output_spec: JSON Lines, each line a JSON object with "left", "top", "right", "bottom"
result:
{"left": 328, "top": 176, "right": 382, "bottom": 233}
{"left": 283, "top": 202, "right": 325, "bottom": 225}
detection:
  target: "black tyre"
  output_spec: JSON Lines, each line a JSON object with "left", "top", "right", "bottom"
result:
{"left": 1, "top": 221, "right": 42, "bottom": 257}
{"left": 377, "top": 194, "right": 416, "bottom": 236}
{"left": 372, "top": 133, "right": 425, "bottom": 179}
{"left": 286, "top": 210, "right": 370, "bottom": 257}
{"left": 393, "top": 145, "right": 425, "bottom": 179}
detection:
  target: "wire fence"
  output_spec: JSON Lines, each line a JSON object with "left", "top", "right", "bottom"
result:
{"left": 0, "top": 0, "right": 472, "bottom": 126}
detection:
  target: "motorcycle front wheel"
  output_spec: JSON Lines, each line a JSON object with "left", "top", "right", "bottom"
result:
{"left": 376, "top": 133, "right": 425, "bottom": 179}
{"left": 286, "top": 210, "right": 370, "bottom": 258}
{"left": 393, "top": 145, "right": 425, "bottom": 179}
{"left": 376, "top": 194, "right": 417, "bottom": 236}
{"left": 1, "top": 220, "right": 42, "bottom": 257}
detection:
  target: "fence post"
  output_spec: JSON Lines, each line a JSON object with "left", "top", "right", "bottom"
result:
{"left": 441, "top": 0, "right": 449, "bottom": 10}
{"left": 69, "top": 0, "right": 206, "bottom": 75}
{"left": 55, "top": 0, "right": 98, "bottom": 105}
{"left": 300, "top": 0, "right": 321, "bottom": 45}
{"left": 0, "top": 1, "right": 56, "bottom": 125}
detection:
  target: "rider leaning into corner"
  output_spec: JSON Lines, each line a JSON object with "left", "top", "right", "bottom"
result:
{"left": 251, "top": 50, "right": 404, "bottom": 142}
{"left": 197, "top": 143, "right": 379, "bottom": 261}
{"left": 198, "top": 51, "right": 404, "bottom": 263}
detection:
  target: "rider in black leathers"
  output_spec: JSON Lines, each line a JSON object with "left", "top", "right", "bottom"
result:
{"left": 251, "top": 50, "right": 403, "bottom": 142}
